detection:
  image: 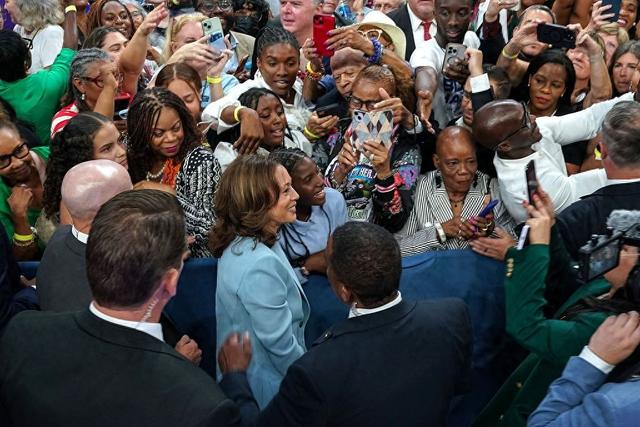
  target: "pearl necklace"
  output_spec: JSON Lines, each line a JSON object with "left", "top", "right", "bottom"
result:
{"left": 146, "top": 166, "right": 164, "bottom": 181}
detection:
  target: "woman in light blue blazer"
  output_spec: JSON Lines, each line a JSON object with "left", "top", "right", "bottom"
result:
{"left": 210, "top": 155, "right": 310, "bottom": 408}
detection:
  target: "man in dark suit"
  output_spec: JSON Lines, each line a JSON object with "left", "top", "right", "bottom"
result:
{"left": 388, "top": 0, "right": 435, "bottom": 61}
{"left": 37, "top": 160, "right": 132, "bottom": 312}
{"left": 220, "top": 221, "right": 473, "bottom": 426}
{"left": 0, "top": 190, "right": 241, "bottom": 426}
{"left": 556, "top": 102, "right": 640, "bottom": 259}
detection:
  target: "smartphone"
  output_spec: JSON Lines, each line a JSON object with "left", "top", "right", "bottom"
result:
{"left": 202, "top": 17, "right": 226, "bottom": 54}
{"left": 351, "top": 109, "right": 394, "bottom": 152}
{"left": 601, "top": 0, "right": 622, "bottom": 22}
{"left": 478, "top": 200, "right": 499, "bottom": 218}
{"left": 579, "top": 234, "right": 623, "bottom": 281}
{"left": 313, "top": 14, "right": 336, "bottom": 57}
{"left": 443, "top": 43, "right": 467, "bottom": 68}
{"left": 516, "top": 224, "right": 530, "bottom": 250}
{"left": 113, "top": 95, "right": 131, "bottom": 121}
{"left": 537, "top": 23, "right": 576, "bottom": 49}
{"left": 525, "top": 160, "right": 538, "bottom": 204}
{"left": 316, "top": 103, "right": 341, "bottom": 118}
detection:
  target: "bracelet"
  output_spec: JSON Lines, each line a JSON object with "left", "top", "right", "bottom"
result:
{"left": 64, "top": 4, "right": 77, "bottom": 13}
{"left": 207, "top": 75, "right": 223, "bottom": 84}
{"left": 501, "top": 47, "right": 519, "bottom": 60}
{"left": 303, "top": 126, "right": 320, "bottom": 140}
{"left": 13, "top": 232, "right": 35, "bottom": 242}
{"left": 233, "top": 106, "right": 245, "bottom": 123}
{"left": 365, "top": 39, "right": 383, "bottom": 65}
{"left": 13, "top": 239, "right": 36, "bottom": 247}
{"left": 435, "top": 223, "right": 447, "bottom": 243}
{"left": 589, "top": 52, "right": 604, "bottom": 63}
{"left": 305, "top": 61, "right": 324, "bottom": 81}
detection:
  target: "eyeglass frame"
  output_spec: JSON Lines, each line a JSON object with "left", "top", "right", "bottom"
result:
{"left": 496, "top": 101, "right": 533, "bottom": 146}
{"left": 199, "top": 0, "right": 233, "bottom": 10}
{"left": 80, "top": 72, "right": 123, "bottom": 89}
{"left": 348, "top": 95, "right": 381, "bottom": 111}
{"left": 0, "top": 142, "right": 29, "bottom": 170}
{"left": 357, "top": 28, "right": 384, "bottom": 40}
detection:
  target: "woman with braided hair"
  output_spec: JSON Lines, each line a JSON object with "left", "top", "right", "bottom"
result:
{"left": 270, "top": 146, "right": 347, "bottom": 279}
{"left": 213, "top": 87, "right": 310, "bottom": 171}
{"left": 43, "top": 112, "right": 127, "bottom": 226}
{"left": 127, "top": 87, "right": 222, "bottom": 257}
{"left": 203, "top": 26, "right": 314, "bottom": 157}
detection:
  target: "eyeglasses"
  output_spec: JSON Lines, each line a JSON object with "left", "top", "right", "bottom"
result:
{"left": 22, "top": 37, "right": 34, "bottom": 50}
{"left": 81, "top": 72, "right": 123, "bottom": 89}
{"left": 357, "top": 28, "right": 385, "bottom": 41}
{"left": 200, "top": 0, "right": 233, "bottom": 9}
{"left": 349, "top": 95, "right": 380, "bottom": 111}
{"left": 496, "top": 101, "right": 533, "bottom": 146}
{"left": 0, "top": 142, "right": 29, "bottom": 169}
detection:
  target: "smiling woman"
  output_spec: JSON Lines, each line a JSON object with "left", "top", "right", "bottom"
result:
{"left": 86, "top": 0, "right": 135, "bottom": 39}
{"left": 126, "top": 87, "right": 222, "bottom": 257}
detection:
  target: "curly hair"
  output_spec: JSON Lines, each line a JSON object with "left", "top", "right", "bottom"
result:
{"left": 13, "top": 0, "right": 64, "bottom": 31}
{"left": 208, "top": 155, "right": 282, "bottom": 257}
{"left": 43, "top": 112, "right": 112, "bottom": 219}
{"left": 126, "top": 87, "right": 201, "bottom": 184}
{"left": 86, "top": 0, "right": 134, "bottom": 39}
{"left": 60, "top": 48, "right": 112, "bottom": 111}
{"left": 0, "top": 30, "right": 30, "bottom": 82}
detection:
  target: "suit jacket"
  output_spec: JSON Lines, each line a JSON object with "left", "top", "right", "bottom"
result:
{"left": 388, "top": 5, "right": 415, "bottom": 61}
{"left": 230, "top": 31, "right": 255, "bottom": 62}
{"left": 556, "top": 181, "right": 640, "bottom": 260}
{"left": 225, "top": 299, "right": 472, "bottom": 426}
{"left": 0, "top": 309, "right": 242, "bottom": 426}
{"left": 216, "top": 236, "right": 310, "bottom": 408}
{"left": 37, "top": 225, "right": 89, "bottom": 312}
{"left": 529, "top": 356, "right": 640, "bottom": 426}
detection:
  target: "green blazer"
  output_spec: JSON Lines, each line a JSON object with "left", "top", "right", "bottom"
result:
{"left": 473, "top": 243, "right": 611, "bottom": 427}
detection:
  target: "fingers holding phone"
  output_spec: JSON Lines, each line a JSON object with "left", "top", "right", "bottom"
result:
{"left": 362, "top": 139, "right": 391, "bottom": 176}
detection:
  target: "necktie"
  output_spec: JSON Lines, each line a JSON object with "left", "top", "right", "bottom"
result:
{"left": 423, "top": 21, "right": 432, "bottom": 41}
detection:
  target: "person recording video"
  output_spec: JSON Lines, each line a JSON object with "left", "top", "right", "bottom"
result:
{"left": 475, "top": 194, "right": 640, "bottom": 427}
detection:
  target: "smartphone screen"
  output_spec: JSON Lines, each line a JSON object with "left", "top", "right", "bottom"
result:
{"left": 313, "top": 14, "right": 336, "bottom": 57}
{"left": 583, "top": 237, "right": 623, "bottom": 281}
{"left": 525, "top": 160, "right": 538, "bottom": 203}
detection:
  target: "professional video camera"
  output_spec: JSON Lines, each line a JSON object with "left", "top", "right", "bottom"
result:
{"left": 578, "top": 210, "right": 640, "bottom": 283}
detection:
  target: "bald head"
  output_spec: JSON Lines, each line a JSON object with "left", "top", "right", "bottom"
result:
{"left": 436, "top": 126, "right": 474, "bottom": 156}
{"left": 472, "top": 99, "right": 528, "bottom": 150}
{"left": 330, "top": 47, "right": 368, "bottom": 71}
{"left": 62, "top": 160, "right": 133, "bottom": 222}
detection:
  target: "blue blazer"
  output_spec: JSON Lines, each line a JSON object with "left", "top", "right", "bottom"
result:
{"left": 216, "top": 236, "right": 310, "bottom": 408}
{"left": 529, "top": 356, "right": 640, "bottom": 426}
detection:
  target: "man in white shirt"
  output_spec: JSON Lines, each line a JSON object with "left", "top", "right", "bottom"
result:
{"left": 472, "top": 92, "right": 636, "bottom": 223}
{"left": 0, "top": 189, "right": 238, "bottom": 425}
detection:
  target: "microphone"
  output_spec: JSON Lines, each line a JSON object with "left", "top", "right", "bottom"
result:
{"left": 607, "top": 210, "right": 640, "bottom": 233}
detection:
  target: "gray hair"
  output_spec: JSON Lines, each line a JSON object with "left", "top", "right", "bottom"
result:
{"left": 70, "top": 48, "right": 112, "bottom": 105}
{"left": 14, "top": 0, "right": 64, "bottom": 30}
{"left": 601, "top": 101, "right": 640, "bottom": 168}
{"left": 120, "top": 0, "right": 147, "bottom": 17}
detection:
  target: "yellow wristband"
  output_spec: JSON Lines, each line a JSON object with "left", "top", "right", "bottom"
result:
{"left": 64, "top": 5, "right": 77, "bottom": 13}
{"left": 233, "top": 106, "right": 245, "bottom": 123}
{"left": 207, "top": 75, "right": 223, "bottom": 84}
{"left": 303, "top": 126, "right": 320, "bottom": 140}
{"left": 501, "top": 47, "right": 519, "bottom": 60}
{"left": 13, "top": 232, "right": 35, "bottom": 242}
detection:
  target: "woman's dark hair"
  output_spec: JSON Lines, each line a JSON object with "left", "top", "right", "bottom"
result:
{"left": 43, "top": 112, "right": 112, "bottom": 218}
{"left": 86, "top": 0, "right": 135, "bottom": 39}
{"left": 0, "top": 30, "right": 30, "bottom": 82}
{"left": 82, "top": 26, "right": 123, "bottom": 50}
{"left": 61, "top": 48, "right": 112, "bottom": 111}
{"left": 88, "top": 189, "right": 187, "bottom": 308}
{"left": 209, "top": 155, "right": 282, "bottom": 257}
{"left": 126, "top": 87, "right": 200, "bottom": 184}
{"left": 250, "top": 26, "right": 300, "bottom": 78}
{"left": 523, "top": 48, "right": 576, "bottom": 109}
{"left": 269, "top": 146, "right": 333, "bottom": 263}
{"left": 156, "top": 62, "right": 203, "bottom": 94}
{"left": 610, "top": 40, "right": 640, "bottom": 96}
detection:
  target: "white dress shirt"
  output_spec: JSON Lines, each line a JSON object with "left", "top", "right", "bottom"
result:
{"left": 407, "top": 6, "right": 437, "bottom": 52}
{"left": 349, "top": 291, "right": 403, "bottom": 318}
{"left": 71, "top": 225, "right": 88, "bottom": 244}
{"left": 579, "top": 346, "right": 615, "bottom": 374}
{"left": 89, "top": 302, "right": 164, "bottom": 342}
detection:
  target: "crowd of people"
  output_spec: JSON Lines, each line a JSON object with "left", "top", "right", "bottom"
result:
{"left": 0, "top": 0, "right": 639, "bottom": 425}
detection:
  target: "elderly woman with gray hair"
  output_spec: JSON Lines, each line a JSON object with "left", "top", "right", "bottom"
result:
{"left": 50, "top": 48, "right": 123, "bottom": 137}
{"left": 4, "top": 0, "right": 65, "bottom": 74}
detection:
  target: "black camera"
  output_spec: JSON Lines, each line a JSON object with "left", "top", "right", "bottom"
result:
{"left": 578, "top": 210, "right": 640, "bottom": 282}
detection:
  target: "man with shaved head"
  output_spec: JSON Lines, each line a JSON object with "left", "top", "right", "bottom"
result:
{"left": 472, "top": 92, "right": 638, "bottom": 223}
{"left": 37, "top": 160, "right": 132, "bottom": 312}
{"left": 396, "top": 126, "right": 515, "bottom": 256}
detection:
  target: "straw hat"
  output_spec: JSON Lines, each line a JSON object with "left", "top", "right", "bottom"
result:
{"left": 354, "top": 10, "right": 407, "bottom": 60}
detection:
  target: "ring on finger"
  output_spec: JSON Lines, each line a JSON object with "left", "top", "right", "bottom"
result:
{"left": 370, "top": 153, "right": 376, "bottom": 162}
